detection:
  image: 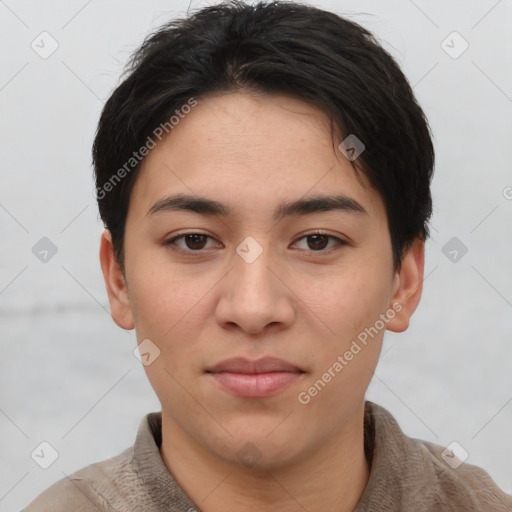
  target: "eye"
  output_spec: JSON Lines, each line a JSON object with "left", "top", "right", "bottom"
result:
{"left": 164, "top": 233, "right": 221, "bottom": 252}
{"left": 293, "top": 232, "right": 347, "bottom": 253}
{"left": 163, "top": 231, "right": 347, "bottom": 254}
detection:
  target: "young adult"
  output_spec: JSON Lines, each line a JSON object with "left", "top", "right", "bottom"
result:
{"left": 24, "top": 1, "right": 512, "bottom": 510}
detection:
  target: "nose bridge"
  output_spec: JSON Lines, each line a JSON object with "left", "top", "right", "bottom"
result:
{"left": 215, "top": 234, "right": 295, "bottom": 333}
{"left": 232, "top": 235, "right": 276, "bottom": 301}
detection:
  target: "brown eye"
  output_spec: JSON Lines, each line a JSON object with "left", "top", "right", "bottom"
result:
{"left": 164, "top": 233, "right": 219, "bottom": 252}
{"left": 293, "top": 233, "right": 347, "bottom": 253}
{"left": 182, "top": 234, "right": 208, "bottom": 250}
{"left": 306, "top": 234, "right": 329, "bottom": 250}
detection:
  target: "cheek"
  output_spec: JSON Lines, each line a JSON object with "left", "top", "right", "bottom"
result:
{"left": 306, "top": 264, "right": 392, "bottom": 341}
{"left": 126, "top": 247, "right": 204, "bottom": 335}
{"left": 127, "top": 264, "right": 216, "bottom": 381}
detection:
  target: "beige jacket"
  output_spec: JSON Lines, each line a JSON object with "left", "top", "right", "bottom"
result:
{"left": 23, "top": 401, "right": 512, "bottom": 511}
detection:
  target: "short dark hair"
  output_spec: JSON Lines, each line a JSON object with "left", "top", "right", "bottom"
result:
{"left": 93, "top": 0, "right": 434, "bottom": 273}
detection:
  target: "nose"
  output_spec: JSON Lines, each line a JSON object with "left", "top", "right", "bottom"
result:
{"left": 214, "top": 238, "right": 296, "bottom": 335}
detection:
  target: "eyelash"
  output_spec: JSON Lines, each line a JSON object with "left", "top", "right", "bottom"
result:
{"left": 163, "top": 231, "right": 347, "bottom": 256}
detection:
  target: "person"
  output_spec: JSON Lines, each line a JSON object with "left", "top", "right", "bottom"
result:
{"left": 24, "top": 1, "right": 512, "bottom": 510}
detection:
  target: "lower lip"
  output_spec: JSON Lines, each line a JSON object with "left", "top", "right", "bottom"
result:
{"left": 208, "top": 371, "right": 303, "bottom": 398}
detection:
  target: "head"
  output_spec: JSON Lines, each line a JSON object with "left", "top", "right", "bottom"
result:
{"left": 96, "top": 0, "right": 434, "bottom": 470}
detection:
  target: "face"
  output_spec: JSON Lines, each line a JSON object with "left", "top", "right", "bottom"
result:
{"left": 101, "top": 91, "right": 423, "bottom": 470}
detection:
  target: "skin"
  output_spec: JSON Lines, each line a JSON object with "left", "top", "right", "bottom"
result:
{"left": 100, "top": 91, "right": 424, "bottom": 512}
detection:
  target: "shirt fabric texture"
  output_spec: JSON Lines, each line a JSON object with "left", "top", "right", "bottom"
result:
{"left": 23, "top": 400, "right": 512, "bottom": 511}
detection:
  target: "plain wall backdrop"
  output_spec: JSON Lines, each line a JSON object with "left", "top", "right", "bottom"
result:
{"left": 1, "top": 0, "right": 511, "bottom": 510}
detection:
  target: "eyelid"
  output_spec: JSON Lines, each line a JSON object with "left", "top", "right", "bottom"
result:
{"left": 292, "top": 231, "right": 347, "bottom": 252}
{"left": 163, "top": 231, "right": 347, "bottom": 254}
{"left": 163, "top": 231, "right": 221, "bottom": 253}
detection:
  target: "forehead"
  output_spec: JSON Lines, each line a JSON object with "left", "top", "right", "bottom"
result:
{"left": 129, "top": 92, "right": 383, "bottom": 222}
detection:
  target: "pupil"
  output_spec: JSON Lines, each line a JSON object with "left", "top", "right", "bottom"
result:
{"left": 309, "top": 234, "right": 328, "bottom": 250}
{"left": 186, "top": 234, "right": 206, "bottom": 250}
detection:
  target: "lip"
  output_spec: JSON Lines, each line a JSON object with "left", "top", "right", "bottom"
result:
{"left": 206, "top": 357, "right": 303, "bottom": 374}
{"left": 206, "top": 357, "right": 305, "bottom": 398}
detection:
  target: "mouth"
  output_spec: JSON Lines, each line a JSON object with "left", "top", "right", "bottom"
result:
{"left": 205, "top": 357, "right": 306, "bottom": 398}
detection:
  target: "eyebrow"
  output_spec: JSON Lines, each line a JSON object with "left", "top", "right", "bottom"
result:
{"left": 146, "top": 193, "right": 367, "bottom": 221}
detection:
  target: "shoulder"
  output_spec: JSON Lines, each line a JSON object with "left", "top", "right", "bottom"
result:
{"left": 22, "top": 476, "right": 104, "bottom": 512}
{"left": 23, "top": 446, "right": 135, "bottom": 512}
{"left": 362, "top": 401, "right": 512, "bottom": 511}
{"left": 416, "top": 438, "right": 512, "bottom": 511}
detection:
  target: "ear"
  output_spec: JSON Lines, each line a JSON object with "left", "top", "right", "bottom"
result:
{"left": 386, "top": 237, "right": 425, "bottom": 333}
{"left": 99, "top": 229, "right": 134, "bottom": 330}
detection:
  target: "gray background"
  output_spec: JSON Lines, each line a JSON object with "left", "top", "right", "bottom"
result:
{"left": 1, "top": 0, "right": 511, "bottom": 509}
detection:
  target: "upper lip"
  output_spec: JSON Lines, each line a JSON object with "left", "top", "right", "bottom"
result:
{"left": 206, "top": 357, "right": 304, "bottom": 374}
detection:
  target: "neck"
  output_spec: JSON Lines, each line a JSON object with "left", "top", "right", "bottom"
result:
{"left": 159, "top": 403, "right": 370, "bottom": 512}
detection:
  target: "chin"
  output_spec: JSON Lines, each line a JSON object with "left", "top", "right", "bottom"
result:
{"left": 212, "top": 426, "right": 306, "bottom": 467}
{"left": 219, "top": 441, "right": 300, "bottom": 472}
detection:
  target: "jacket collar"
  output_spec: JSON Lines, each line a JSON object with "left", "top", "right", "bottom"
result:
{"left": 133, "top": 401, "right": 496, "bottom": 511}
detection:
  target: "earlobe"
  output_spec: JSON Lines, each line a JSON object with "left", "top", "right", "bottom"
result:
{"left": 386, "top": 238, "right": 425, "bottom": 333}
{"left": 99, "top": 229, "right": 135, "bottom": 330}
